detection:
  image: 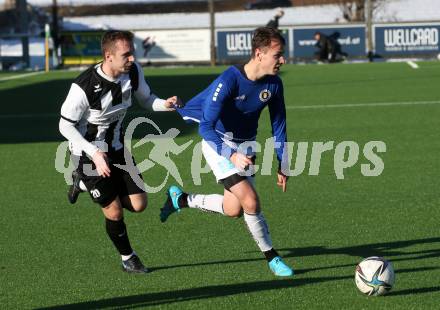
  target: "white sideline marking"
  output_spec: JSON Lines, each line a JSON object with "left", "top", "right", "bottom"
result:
{"left": 286, "top": 100, "right": 440, "bottom": 110}
{"left": 407, "top": 61, "right": 419, "bottom": 69}
{"left": 1, "top": 100, "right": 440, "bottom": 120}
{"left": 0, "top": 71, "right": 44, "bottom": 82}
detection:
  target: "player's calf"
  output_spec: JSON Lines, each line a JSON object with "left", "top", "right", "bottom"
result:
{"left": 105, "top": 216, "right": 148, "bottom": 274}
{"left": 160, "top": 185, "right": 225, "bottom": 222}
{"left": 243, "top": 211, "right": 294, "bottom": 276}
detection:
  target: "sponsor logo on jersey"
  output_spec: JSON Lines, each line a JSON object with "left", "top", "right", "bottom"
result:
{"left": 259, "top": 89, "right": 271, "bottom": 102}
{"left": 212, "top": 83, "right": 223, "bottom": 102}
{"left": 94, "top": 83, "right": 102, "bottom": 93}
{"left": 234, "top": 94, "right": 246, "bottom": 101}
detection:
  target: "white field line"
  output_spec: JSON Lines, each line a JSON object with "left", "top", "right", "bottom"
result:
{"left": 0, "top": 71, "right": 45, "bottom": 82}
{"left": 419, "top": 63, "right": 440, "bottom": 68}
{"left": 285, "top": 100, "right": 440, "bottom": 110}
{"left": 407, "top": 61, "right": 419, "bottom": 69}
{"left": 1, "top": 100, "right": 439, "bottom": 119}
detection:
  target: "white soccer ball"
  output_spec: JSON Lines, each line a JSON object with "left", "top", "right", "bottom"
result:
{"left": 437, "top": 53, "right": 440, "bottom": 60}
{"left": 355, "top": 256, "right": 395, "bottom": 296}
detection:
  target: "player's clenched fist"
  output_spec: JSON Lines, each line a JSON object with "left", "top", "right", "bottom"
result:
{"left": 92, "top": 150, "right": 111, "bottom": 177}
{"left": 230, "top": 153, "right": 253, "bottom": 170}
{"left": 165, "top": 96, "right": 184, "bottom": 109}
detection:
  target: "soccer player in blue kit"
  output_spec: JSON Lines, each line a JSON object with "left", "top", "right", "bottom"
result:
{"left": 160, "top": 27, "right": 293, "bottom": 277}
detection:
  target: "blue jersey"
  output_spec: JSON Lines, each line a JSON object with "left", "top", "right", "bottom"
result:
{"left": 177, "top": 65, "right": 287, "bottom": 163}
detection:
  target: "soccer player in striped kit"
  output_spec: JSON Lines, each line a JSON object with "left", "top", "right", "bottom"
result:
{"left": 59, "top": 30, "right": 182, "bottom": 273}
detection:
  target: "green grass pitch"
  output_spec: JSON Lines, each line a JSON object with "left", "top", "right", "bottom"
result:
{"left": 0, "top": 61, "right": 439, "bottom": 309}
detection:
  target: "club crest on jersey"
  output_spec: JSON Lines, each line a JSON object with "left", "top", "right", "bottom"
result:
{"left": 259, "top": 89, "right": 271, "bottom": 102}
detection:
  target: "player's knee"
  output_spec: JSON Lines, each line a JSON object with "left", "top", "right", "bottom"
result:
{"left": 102, "top": 199, "right": 124, "bottom": 220}
{"left": 241, "top": 195, "right": 259, "bottom": 213}
{"left": 132, "top": 196, "right": 148, "bottom": 213}
{"left": 226, "top": 208, "right": 243, "bottom": 218}
{"left": 104, "top": 209, "right": 123, "bottom": 221}
{"left": 132, "top": 202, "right": 147, "bottom": 212}
{"left": 124, "top": 193, "right": 147, "bottom": 213}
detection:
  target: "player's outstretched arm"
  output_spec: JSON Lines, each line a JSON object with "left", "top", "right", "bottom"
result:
{"left": 164, "top": 96, "right": 184, "bottom": 109}
{"left": 133, "top": 62, "right": 180, "bottom": 112}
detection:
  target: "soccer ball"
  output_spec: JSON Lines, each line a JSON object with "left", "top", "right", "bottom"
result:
{"left": 355, "top": 256, "right": 395, "bottom": 296}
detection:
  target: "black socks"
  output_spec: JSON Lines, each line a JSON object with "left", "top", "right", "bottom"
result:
{"left": 264, "top": 248, "right": 279, "bottom": 262}
{"left": 105, "top": 218, "right": 133, "bottom": 256}
{"left": 178, "top": 193, "right": 189, "bottom": 208}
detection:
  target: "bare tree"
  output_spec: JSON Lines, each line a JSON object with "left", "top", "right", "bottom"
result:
{"left": 338, "top": 0, "right": 385, "bottom": 22}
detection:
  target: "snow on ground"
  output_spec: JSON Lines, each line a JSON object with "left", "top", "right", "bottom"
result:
{"left": 62, "top": 5, "right": 343, "bottom": 31}
{"left": 374, "top": 0, "right": 440, "bottom": 23}
{"left": 0, "top": 0, "right": 204, "bottom": 6}
{"left": 1, "top": 0, "right": 440, "bottom": 69}
{"left": 2, "top": 0, "right": 439, "bottom": 31}
{"left": 60, "top": 0, "right": 440, "bottom": 31}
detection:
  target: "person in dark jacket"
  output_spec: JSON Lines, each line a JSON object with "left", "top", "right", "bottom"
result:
{"left": 266, "top": 9, "right": 284, "bottom": 29}
{"left": 314, "top": 31, "right": 347, "bottom": 63}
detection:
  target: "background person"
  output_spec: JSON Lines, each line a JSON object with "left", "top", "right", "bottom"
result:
{"left": 314, "top": 31, "right": 347, "bottom": 63}
{"left": 266, "top": 8, "right": 285, "bottom": 29}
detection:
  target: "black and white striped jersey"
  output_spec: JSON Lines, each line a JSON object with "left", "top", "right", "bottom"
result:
{"left": 59, "top": 62, "right": 171, "bottom": 157}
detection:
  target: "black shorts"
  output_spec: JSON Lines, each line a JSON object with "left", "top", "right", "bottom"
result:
{"left": 77, "top": 149, "right": 145, "bottom": 207}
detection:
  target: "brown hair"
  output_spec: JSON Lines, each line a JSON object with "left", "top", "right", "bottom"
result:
{"left": 101, "top": 30, "right": 134, "bottom": 57}
{"left": 251, "top": 27, "right": 285, "bottom": 58}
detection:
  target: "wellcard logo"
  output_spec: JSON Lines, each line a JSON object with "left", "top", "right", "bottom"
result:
{"left": 226, "top": 33, "right": 252, "bottom": 54}
{"left": 384, "top": 28, "right": 438, "bottom": 47}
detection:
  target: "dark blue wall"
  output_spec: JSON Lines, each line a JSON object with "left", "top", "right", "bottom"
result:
{"left": 293, "top": 26, "right": 366, "bottom": 58}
